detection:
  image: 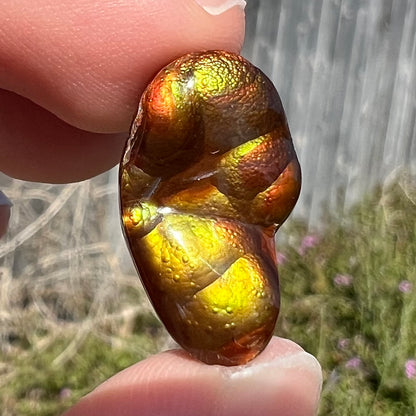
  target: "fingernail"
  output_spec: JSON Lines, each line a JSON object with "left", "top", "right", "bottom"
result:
{"left": 223, "top": 351, "right": 322, "bottom": 415}
{"left": 0, "top": 191, "right": 12, "bottom": 207}
{"left": 194, "top": 0, "right": 246, "bottom": 16}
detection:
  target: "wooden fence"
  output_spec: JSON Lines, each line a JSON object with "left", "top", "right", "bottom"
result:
{"left": 243, "top": 0, "right": 416, "bottom": 224}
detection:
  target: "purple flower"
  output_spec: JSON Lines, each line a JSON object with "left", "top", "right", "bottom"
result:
{"left": 276, "top": 252, "right": 287, "bottom": 265}
{"left": 345, "top": 357, "right": 362, "bottom": 369}
{"left": 334, "top": 274, "right": 353, "bottom": 287}
{"left": 405, "top": 359, "right": 416, "bottom": 379}
{"left": 59, "top": 388, "right": 72, "bottom": 400}
{"left": 399, "top": 280, "right": 413, "bottom": 293}
{"left": 337, "top": 338, "right": 350, "bottom": 350}
{"left": 298, "top": 235, "right": 320, "bottom": 255}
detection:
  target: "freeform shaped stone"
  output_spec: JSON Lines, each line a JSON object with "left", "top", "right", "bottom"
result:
{"left": 119, "top": 51, "right": 301, "bottom": 365}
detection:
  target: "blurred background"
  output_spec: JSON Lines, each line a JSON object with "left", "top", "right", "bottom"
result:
{"left": 244, "top": 0, "right": 416, "bottom": 223}
{"left": 1, "top": 0, "right": 415, "bottom": 415}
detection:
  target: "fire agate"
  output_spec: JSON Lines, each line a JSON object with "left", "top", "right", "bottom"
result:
{"left": 119, "top": 51, "right": 301, "bottom": 366}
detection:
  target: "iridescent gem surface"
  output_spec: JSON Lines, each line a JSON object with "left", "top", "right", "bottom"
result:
{"left": 119, "top": 51, "right": 301, "bottom": 365}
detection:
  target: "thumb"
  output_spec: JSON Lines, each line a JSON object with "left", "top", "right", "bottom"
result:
{"left": 62, "top": 337, "right": 322, "bottom": 416}
{"left": 0, "top": 0, "right": 245, "bottom": 183}
{"left": 0, "top": 0, "right": 245, "bottom": 133}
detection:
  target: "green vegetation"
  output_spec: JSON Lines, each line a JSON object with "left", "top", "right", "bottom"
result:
{"left": 0, "top": 298, "right": 164, "bottom": 415}
{"left": 1, "top": 175, "right": 415, "bottom": 415}
{"left": 276, "top": 177, "right": 416, "bottom": 415}
{"left": 1, "top": 333, "right": 160, "bottom": 415}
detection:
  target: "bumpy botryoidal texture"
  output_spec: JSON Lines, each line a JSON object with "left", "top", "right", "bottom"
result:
{"left": 120, "top": 51, "right": 301, "bottom": 365}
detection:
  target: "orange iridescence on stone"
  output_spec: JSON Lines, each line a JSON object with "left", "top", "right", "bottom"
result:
{"left": 119, "top": 51, "right": 301, "bottom": 366}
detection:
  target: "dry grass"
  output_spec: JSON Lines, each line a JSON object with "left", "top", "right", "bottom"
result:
{"left": 1, "top": 169, "right": 416, "bottom": 415}
{"left": 0, "top": 171, "right": 169, "bottom": 415}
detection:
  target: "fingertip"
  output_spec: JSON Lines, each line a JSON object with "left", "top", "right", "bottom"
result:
{"left": 0, "top": 90, "right": 126, "bottom": 183}
{"left": 221, "top": 338, "right": 322, "bottom": 416}
{"left": 0, "top": 0, "right": 245, "bottom": 183}
{"left": 62, "top": 350, "right": 222, "bottom": 416}
{"left": 1, "top": 0, "right": 246, "bottom": 134}
{"left": 62, "top": 338, "right": 322, "bottom": 416}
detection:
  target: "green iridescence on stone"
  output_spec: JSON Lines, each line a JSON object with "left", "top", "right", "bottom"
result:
{"left": 120, "top": 51, "right": 301, "bottom": 366}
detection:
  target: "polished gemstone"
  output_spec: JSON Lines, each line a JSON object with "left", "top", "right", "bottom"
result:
{"left": 119, "top": 51, "right": 301, "bottom": 365}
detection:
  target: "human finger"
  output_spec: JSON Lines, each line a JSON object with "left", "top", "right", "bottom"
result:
{"left": 0, "top": 0, "right": 245, "bottom": 133}
{"left": 0, "top": 0, "right": 245, "bottom": 182}
{"left": 62, "top": 337, "right": 322, "bottom": 416}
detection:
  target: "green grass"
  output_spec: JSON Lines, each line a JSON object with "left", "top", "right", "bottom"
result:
{"left": 1, "top": 175, "right": 415, "bottom": 415}
{"left": 276, "top": 178, "right": 416, "bottom": 415}
{"left": 0, "top": 307, "right": 164, "bottom": 415}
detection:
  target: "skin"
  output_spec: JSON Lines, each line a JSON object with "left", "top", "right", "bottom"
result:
{"left": 63, "top": 337, "right": 322, "bottom": 416}
{"left": 0, "top": 1, "right": 322, "bottom": 414}
{"left": 0, "top": 0, "right": 244, "bottom": 182}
